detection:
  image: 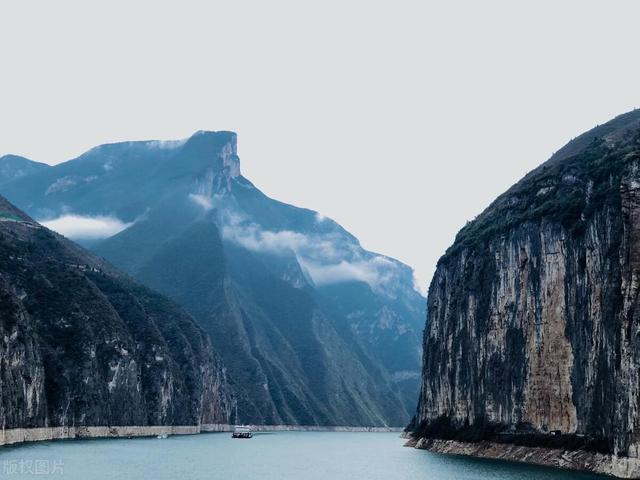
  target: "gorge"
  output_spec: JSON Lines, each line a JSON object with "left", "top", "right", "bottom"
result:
{"left": 4, "top": 109, "right": 640, "bottom": 478}
{"left": 0, "top": 132, "right": 425, "bottom": 429}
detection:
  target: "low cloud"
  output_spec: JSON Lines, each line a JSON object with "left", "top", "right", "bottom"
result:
{"left": 221, "top": 219, "right": 400, "bottom": 291}
{"left": 41, "top": 214, "right": 133, "bottom": 240}
{"left": 189, "top": 193, "right": 214, "bottom": 211}
{"left": 223, "top": 224, "right": 307, "bottom": 254}
{"left": 221, "top": 222, "right": 342, "bottom": 261}
{"left": 301, "top": 258, "right": 391, "bottom": 287}
{"left": 146, "top": 138, "right": 188, "bottom": 150}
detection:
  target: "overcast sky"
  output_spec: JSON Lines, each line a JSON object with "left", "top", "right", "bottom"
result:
{"left": 1, "top": 1, "right": 639, "bottom": 292}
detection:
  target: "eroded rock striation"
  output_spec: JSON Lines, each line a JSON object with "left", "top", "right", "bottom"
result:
{"left": 409, "top": 109, "right": 640, "bottom": 477}
{"left": 0, "top": 196, "right": 232, "bottom": 443}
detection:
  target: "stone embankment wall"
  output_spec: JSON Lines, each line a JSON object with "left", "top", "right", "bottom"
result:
{"left": 1, "top": 424, "right": 401, "bottom": 447}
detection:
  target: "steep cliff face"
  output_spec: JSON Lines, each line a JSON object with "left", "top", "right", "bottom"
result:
{"left": 411, "top": 110, "right": 640, "bottom": 475}
{"left": 0, "top": 196, "right": 232, "bottom": 432}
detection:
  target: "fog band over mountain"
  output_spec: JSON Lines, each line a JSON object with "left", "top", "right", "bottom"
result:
{"left": 41, "top": 214, "right": 133, "bottom": 240}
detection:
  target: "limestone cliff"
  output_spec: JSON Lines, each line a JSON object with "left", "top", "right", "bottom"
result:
{"left": 0, "top": 196, "right": 232, "bottom": 438}
{"left": 410, "top": 109, "right": 640, "bottom": 477}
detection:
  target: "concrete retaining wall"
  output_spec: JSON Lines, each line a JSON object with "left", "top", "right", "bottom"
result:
{"left": 1, "top": 424, "right": 401, "bottom": 447}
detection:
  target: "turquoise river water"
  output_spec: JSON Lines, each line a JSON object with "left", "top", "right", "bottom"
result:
{"left": 0, "top": 431, "right": 611, "bottom": 479}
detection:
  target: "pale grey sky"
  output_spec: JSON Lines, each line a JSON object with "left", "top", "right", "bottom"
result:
{"left": 1, "top": 1, "right": 639, "bottom": 291}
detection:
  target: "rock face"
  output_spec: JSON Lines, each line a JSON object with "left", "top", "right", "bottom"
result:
{"left": 0, "top": 131, "right": 425, "bottom": 427}
{"left": 0, "top": 196, "right": 232, "bottom": 433}
{"left": 410, "top": 109, "right": 640, "bottom": 476}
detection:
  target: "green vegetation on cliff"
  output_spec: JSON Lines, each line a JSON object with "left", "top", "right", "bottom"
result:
{"left": 447, "top": 128, "right": 640, "bottom": 259}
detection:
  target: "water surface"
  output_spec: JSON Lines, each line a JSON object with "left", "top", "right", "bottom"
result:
{"left": 0, "top": 432, "right": 610, "bottom": 479}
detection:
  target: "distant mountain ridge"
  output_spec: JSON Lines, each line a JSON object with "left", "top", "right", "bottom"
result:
{"left": 0, "top": 154, "right": 49, "bottom": 186}
{"left": 1, "top": 131, "right": 425, "bottom": 426}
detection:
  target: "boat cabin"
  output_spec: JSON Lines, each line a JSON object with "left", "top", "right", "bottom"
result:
{"left": 232, "top": 426, "right": 253, "bottom": 439}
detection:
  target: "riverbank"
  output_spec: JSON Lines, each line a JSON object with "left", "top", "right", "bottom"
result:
{"left": 0, "top": 424, "right": 402, "bottom": 447}
{"left": 2, "top": 429, "right": 594, "bottom": 480}
{"left": 406, "top": 437, "right": 640, "bottom": 479}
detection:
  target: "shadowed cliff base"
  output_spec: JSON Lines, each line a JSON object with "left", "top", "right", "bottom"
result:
{"left": 406, "top": 437, "right": 640, "bottom": 478}
{"left": 408, "top": 417, "right": 611, "bottom": 454}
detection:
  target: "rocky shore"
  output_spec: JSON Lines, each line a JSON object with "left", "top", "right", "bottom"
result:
{"left": 406, "top": 437, "right": 640, "bottom": 479}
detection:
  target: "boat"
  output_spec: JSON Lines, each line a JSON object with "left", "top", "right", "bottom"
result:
{"left": 157, "top": 433, "right": 169, "bottom": 439}
{"left": 231, "top": 426, "right": 253, "bottom": 439}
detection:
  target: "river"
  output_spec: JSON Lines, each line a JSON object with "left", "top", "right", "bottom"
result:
{"left": 0, "top": 431, "right": 609, "bottom": 479}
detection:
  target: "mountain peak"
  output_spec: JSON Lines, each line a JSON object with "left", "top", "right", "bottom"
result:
{"left": 191, "top": 129, "right": 237, "bottom": 139}
{"left": 0, "top": 154, "right": 50, "bottom": 186}
{"left": 185, "top": 130, "right": 240, "bottom": 178}
{"left": 187, "top": 130, "right": 237, "bottom": 148}
{"left": 0, "top": 154, "right": 29, "bottom": 162}
{"left": 0, "top": 154, "right": 49, "bottom": 167}
{"left": 546, "top": 108, "right": 640, "bottom": 167}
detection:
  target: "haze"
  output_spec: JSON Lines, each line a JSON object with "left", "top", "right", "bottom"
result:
{"left": 1, "top": 0, "right": 639, "bottom": 291}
